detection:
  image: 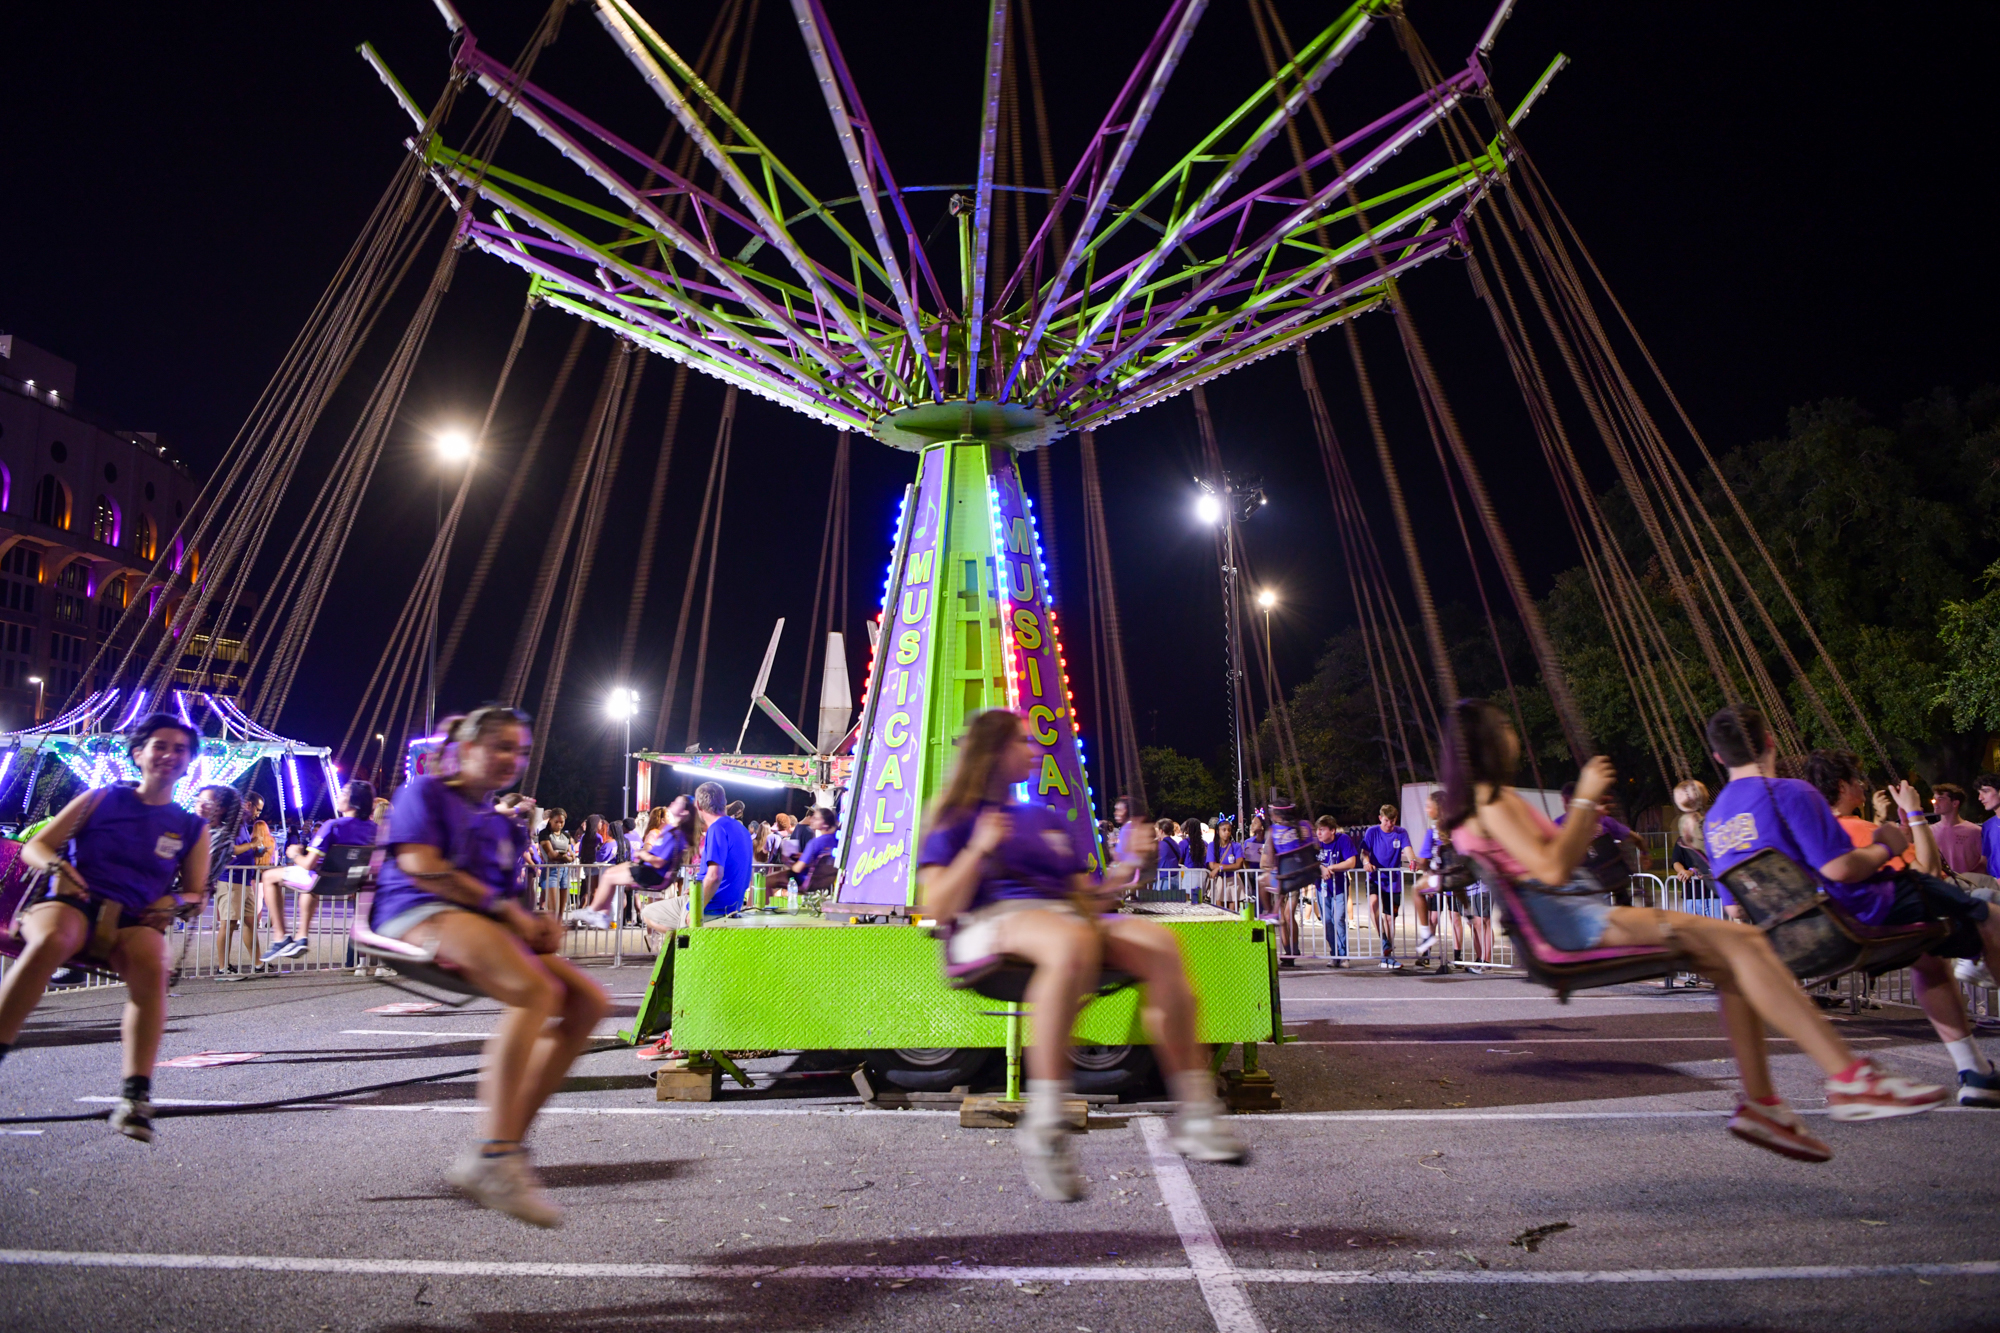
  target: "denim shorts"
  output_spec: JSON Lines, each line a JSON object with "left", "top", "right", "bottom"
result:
{"left": 1518, "top": 884, "right": 1613, "bottom": 952}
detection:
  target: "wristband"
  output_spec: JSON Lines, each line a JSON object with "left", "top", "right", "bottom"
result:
{"left": 1569, "top": 798, "right": 1600, "bottom": 813}
{"left": 1902, "top": 811, "right": 1928, "bottom": 824}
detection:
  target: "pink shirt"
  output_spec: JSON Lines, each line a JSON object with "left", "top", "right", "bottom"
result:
{"left": 1450, "top": 798, "right": 1560, "bottom": 882}
{"left": 1933, "top": 820, "right": 1987, "bottom": 877}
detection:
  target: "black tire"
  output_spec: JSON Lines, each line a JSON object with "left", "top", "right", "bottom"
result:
{"left": 1068, "top": 1044, "right": 1160, "bottom": 1097}
{"left": 864, "top": 1047, "right": 997, "bottom": 1092}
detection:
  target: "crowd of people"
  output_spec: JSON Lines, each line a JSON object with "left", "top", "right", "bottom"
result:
{"left": 2, "top": 697, "right": 1996, "bottom": 1222}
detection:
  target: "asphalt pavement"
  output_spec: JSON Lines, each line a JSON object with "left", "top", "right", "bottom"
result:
{"left": 1, "top": 959, "right": 1995, "bottom": 1332}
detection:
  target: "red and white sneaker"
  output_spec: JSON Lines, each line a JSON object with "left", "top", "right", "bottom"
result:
{"left": 1727, "top": 1098, "right": 1831, "bottom": 1162}
{"left": 1825, "top": 1059, "right": 1949, "bottom": 1121}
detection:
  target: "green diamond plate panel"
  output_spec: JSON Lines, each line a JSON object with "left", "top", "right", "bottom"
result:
{"left": 664, "top": 912, "right": 1277, "bottom": 1051}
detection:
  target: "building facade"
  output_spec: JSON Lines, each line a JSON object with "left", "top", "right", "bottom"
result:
{"left": 0, "top": 334, "right": 236, "bottom": 730}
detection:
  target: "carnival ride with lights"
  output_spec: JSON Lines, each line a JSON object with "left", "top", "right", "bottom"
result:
{"left": 52, "top": 0, "right": 1896, "bottom": 1096}
{"left": 0, "top": 689, "right": 334, "bottom": 830}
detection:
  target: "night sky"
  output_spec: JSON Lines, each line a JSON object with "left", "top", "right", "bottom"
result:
{"left": 5, "top": 1, "right": 1997, "bottom": 816}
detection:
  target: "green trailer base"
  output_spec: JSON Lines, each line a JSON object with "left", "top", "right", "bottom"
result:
{"left": 617, "top": 904, "right": 1283, "bottom": 1094}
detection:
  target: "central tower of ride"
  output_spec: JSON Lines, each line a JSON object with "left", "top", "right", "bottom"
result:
{"left": 838, "top": 410, "right": 1096, "bottom": 907}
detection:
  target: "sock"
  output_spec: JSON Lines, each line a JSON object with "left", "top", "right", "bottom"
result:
{"left": 1945, "top": 1038, "right": 1993, "bottom": 1076}
{"left": 480, "top": 1139, "right": 520, "bottom": 1158}
{"left": 1832, "top": 1058, "right": 1871, "bottom": 1083}
{"left": 1751, "top": 1093, "right": 1784, "bottom": 1108}
{"left": 1170, "top": 1068, "right": 1220, "bottom": 1116}
{"left": 121, "top": 1075, "right": 150, "bottom": 1103}
{"left": 1025, "top": 1078, "right": 1070, "bottom": 1130}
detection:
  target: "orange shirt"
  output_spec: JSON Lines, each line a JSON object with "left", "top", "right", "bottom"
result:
{"left": 1836, "top": 814, "right": 1907, "bottom": 872}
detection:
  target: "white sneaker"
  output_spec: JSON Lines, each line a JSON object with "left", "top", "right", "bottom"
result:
{"left": 108, "top": 1097, "right": 155, "bottom": 1144}
{"left": 353, "top": 965, "right": 373, "bottom": 976}
{"left": 1169, "top": 1109, "right": 1248, "bottom": 1164}
{"left": 445, "top": 1144, "right": 563, "bottom": 1228}
{"left": 1018, "top": 1122, "right": 1083, "bottom": 1202}
{"left": 565, "top": 908, "right": 612, "bottom": 931}
{"left": 1415, "top": 932, "right": 1438, "bottom": 958}
{"left": 1954, "top": 957, "right": 1996, "bottom": 989}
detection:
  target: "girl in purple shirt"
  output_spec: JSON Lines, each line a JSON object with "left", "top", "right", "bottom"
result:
{"left": 567, "top": 795, "right": 696, "bottom": 930}
{"left": 917, "top": 709, "right": 1245, "bottom": 1203}
{"left": 374, "top": 706, "right": 608, "bottom": 1228}
{"left": 0, "top": 714, "right": 211, "bottom": 1143}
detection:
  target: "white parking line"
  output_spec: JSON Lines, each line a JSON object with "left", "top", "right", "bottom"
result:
{"left": 1, "top": 1248, "right": 1992, "bottom": 1289}
{"left": 338, "top": 1030, "right": 620, "bottom": 1040}
{"left": 1282, "top": 1036, "right": 1891, "bottom": 1045}
{"left": 1139, "top": 1117, "right": 1266, "bottom": 1333}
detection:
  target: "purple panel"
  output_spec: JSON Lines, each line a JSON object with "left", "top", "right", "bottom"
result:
{"left": 987, "top": 452, "right": 1101, "bottom": 870}
{"left": 837, "top": 455, "right": 950, "bottom": 905}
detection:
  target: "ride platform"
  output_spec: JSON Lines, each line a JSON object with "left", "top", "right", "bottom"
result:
{"left": 619, "top": 902, "right": 1282, "bottom": 1086}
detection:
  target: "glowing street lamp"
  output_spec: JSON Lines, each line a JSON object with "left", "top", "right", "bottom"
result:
{"left": 1194, "top": 492, "right": 1223, "bottom": 526}
{"left": 27, "top": 675, "right": 43, "bottom": 724}
{"left": 434, "top": 429, "right": 474, "bottom": 464}
{"left": 1255, "top": 589, "right": 1277, "bottom": 610}
{"left": 608, "top": 687, "right": 641, "bottom": 821}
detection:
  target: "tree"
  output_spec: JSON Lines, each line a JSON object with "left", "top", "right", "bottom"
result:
{"left": 1138, "top": 746, "right": 1229, "bottom": 822}
{"left": 1939, "top": 560, "right": 2000, "bottom": 734}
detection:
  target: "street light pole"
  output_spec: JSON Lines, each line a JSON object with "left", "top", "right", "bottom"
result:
{"left": 609, "top": 687, "right": 639, "bottom": 823}
{"left": 428, "top": 429, "right": 474, "bottom": 737}
{"left": 28, "top": 675, "right": 43, "bottom": 725}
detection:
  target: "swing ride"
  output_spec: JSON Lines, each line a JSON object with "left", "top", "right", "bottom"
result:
{"left": 18, "top": 0, "right": 1906, "bottom": 1105}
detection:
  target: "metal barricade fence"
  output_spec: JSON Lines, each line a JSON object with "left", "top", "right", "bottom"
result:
{"left": 1134, "top": 864, "right": 1518, "bottom": 969}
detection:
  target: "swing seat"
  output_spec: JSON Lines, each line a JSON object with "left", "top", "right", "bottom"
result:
{"left": 349, "top": 890, "right": 487, "bottom": 1001}
{"left": 1718, "top": 849, "right": 1947, "bottom": 988}
{"left": 0, "top": 839, "right": 125, "bottom": 981}
{"left": 306, "top": 844, "right": 375, "bottom": 899}
{"left": 935, "top": 925, "right": 1136, "bottom": 1005}
{"left": 1476, "top": 859, "right": 1679, "bottom": 1001}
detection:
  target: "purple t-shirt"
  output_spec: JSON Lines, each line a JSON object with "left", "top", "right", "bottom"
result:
{"left": 1984, "top": 817, "right": 2000, "bottom": 882}
{"left": 370, "top": 776, "right": 529, "bottom": 928}
{"left": 310, "top": 816, "right": 378, "bottom": 850}
{"left": 1157, "top": 836, "right": 1183, "bottom": 872}
{"left": 1361, "top": 825, "right": 1413, "bottom": 879}
{"left": 919, "top": 800, "right": 1084, "bottom": 914}
{"left": 1317, "top": 831, "right": 1357, "bottom": 890}
{"left": 644, "top": 826, "right": 689, "bottom": 873}
{"left": 1555, "top": 810, "right": 1634, "bottom": 842}
{"left": 67, "top": 785, "right": 208, "bottom": 913}
{"left": 1705, "top": 776, "right": 1893, "bottom": 926}
{"left": 794, "top": 830, "right": 838, "bottom": 888}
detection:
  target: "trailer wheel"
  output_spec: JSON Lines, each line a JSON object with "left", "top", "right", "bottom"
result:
{"left": 865, "top": 1047, "right": 997, "bottom": 1092}
{"left": 1069, "top": 1045, "right": 1160, "bottom": 1097}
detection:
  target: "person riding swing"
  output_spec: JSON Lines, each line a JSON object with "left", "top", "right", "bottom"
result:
{"left": 1442, "top": 698, "right": 1946, "bottom": 1162}
{"left": 368, "top": 706, "right": 609, "bottom": 1227}
{"left": 0, "top": 713, "right": 212, "bottom": 1142}
{"left": 918, "top": 709, "right": 1247, "bottom": 1201}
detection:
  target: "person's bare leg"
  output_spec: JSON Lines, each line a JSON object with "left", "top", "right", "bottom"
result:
{"left": 111, "top": 928, "right": 169, "bottom": 1078}
{"left": 586, "top": 866, "right": 634, "bottom": 915}
{"left": 1911, "top": 954, "right": 1971, "bottom": 1044}
{"left": 1103, "top": 918, "right": 1198, "bottom": 1079}
{"left": 1716, "top": 988, "right": 1774, "bottom": 1102}
{"left": 512, "top": 952, "right": 611, "bottom": 1128}
{"left": 295, "top": 892, "right": 319, "bottom": 939}
{"left": 1601, "top": 910, "right": 1855, "bottom": 1075}
{"left": 261, "top": 875, "right": 290, "bottom": 939}
{"left": 408, "top": 913, "right": 559, "bottom": 1144}
{"left": 0, "top": 905, "right": 88, "bottom": 1043}
{"left": 993, "top": 910, "right": 1099, "bottom": 1083}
